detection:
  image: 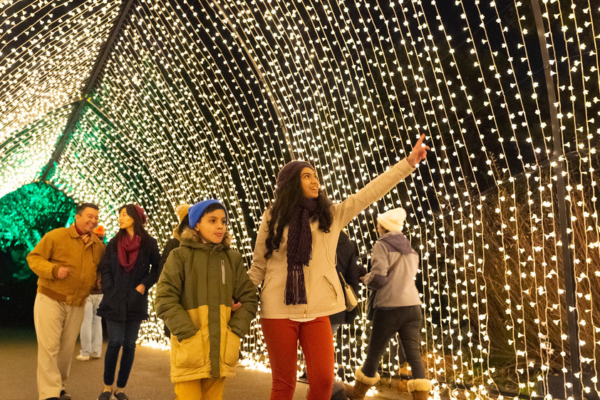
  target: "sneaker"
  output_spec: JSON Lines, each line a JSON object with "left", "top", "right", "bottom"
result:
{"left": 98, "top": 391, "right": 112, "bottom": 400}
{"left": 76, "top": 354, "right": 90, "bottom": 361}
{"left": 115, "top": 392, "right": 129, "bottom": 400}
{"left": 59, "top": 390, "right": 71, "bottom": 400}
{"left": 91, "top": 353, "right": 102, "bottom": 359}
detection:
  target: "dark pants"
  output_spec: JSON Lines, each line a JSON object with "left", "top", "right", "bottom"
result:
{"left": 362, "top": 306, "right": 425, "bottom": 379}
{"left": 103, "top": 319, "right": 142, "bottom": 388}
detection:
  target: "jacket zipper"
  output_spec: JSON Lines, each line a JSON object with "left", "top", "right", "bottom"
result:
{"left": 73, "top": 240, "right": 85, "bottom": 303}
{"left": 221, "top": 260, "right": 226, "bottom": 285}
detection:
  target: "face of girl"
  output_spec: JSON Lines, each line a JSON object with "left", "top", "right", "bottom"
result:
{"left": 195, "top": 209, "right": 227, "bottom": 244}
{"left": 300, "top": 167, "right": 320, "bottom": 199}
{"left": 119, "top": 208, "right": 134, "bottom": 230}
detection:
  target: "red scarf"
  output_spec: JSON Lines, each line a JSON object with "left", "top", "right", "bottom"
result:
{"left": 118, "top": 234, "right": 141, "bottom": 272}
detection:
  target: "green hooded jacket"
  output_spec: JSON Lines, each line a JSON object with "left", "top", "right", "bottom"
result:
{"left": 155, "top": 228, "right": 258, "bottom": 382}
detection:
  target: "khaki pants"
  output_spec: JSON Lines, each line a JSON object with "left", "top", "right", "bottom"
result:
{"left": 34, "top": 293, "right": 85, "bottom": 400}
{"left": 174, "top": 378, "right": 226, "bottom": 400}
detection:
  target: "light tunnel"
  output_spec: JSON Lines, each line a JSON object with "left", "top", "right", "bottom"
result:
{"left": 1, "top": 0, "right": 599, "bottom": 398}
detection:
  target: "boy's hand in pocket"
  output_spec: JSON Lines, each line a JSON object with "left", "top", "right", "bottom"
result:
{"left": 231, "top": 299, "right": 242, "bottom": 312}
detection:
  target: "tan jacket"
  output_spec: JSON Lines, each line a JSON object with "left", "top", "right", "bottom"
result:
{"left": 248, "top": 159, "right": 415, "bottom": 319}
{"left": 27, "top": 224, "right": 104, "bottom": 306}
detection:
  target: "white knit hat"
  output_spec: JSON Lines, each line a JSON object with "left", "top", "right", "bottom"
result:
{"left": 377, "top": 208, "right": 407, "bottom": 232}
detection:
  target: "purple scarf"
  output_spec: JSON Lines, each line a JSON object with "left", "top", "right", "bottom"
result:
{"left": 285, "top": 197, "right": 317, "bottom": 305}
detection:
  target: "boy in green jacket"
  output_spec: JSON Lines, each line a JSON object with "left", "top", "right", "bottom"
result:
{"left": 155, "top": 200, "right": 258, "bottom": 400}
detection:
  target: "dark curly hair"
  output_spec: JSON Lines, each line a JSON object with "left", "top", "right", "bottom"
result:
{"left": 264, "top": 169, "right": 333, "bottom": 259}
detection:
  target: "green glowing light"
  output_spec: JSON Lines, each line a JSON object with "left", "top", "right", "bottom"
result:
{"left": 0, "top": 182, "right": 75, "bottom": 281}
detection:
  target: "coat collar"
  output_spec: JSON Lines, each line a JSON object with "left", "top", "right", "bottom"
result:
{"left": 180, "top": 228, "right": 230, "bottom": 251}
{"left": 68, "top": 224, "right": 101, "bottom": 247}
{"left": 68, "top": 224, "right": 80, "bottom": 238}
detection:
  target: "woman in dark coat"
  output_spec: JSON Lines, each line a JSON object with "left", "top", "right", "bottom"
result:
{"left": 329, "top": 230, "right": 360, "bottom": 334}
{"left": 96, "top": 204, "right": 160, "bottom": 400}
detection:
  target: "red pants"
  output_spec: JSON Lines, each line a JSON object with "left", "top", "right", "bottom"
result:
{"left": 261, "top": 317, "right": 335, "bottom": 400}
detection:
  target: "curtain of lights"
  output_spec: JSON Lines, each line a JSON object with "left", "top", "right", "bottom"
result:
{"left": 1, "top": 0, "right": 599, "bottom": 398}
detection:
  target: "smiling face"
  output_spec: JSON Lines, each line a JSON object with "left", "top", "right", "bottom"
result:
{"left": 118, "top": 208, "right": 134, "bottom": 230}
{"left": 75, "top": 207, "right": 99, "bottom": 234}
{"left": 300, "top": 167, "right": 320, "bottom": 199}
{"left": 195, "top": 209, "right": 227, "bottom": 244}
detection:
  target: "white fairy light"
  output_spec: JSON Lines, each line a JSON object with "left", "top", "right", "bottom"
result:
{"left": 0, "top": 1, "right": 598, "bottom": 399}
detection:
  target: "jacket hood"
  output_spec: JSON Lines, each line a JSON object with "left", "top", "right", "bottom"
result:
{"left": 379, "top": 232, "right": 413, "bottom": 254}
{"left": 180, "top": 227, "right": 232, "bottom": 248}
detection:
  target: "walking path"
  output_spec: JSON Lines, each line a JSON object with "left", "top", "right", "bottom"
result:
{"left": 0, "top": 328, "right": 408, "bottom": 400}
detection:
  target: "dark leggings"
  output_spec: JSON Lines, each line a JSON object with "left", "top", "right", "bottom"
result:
{"left": 361, "top": 305, "right": 425, "bottom": 379}
{"left": 103, "top": 319, "right": 142, "bottom": 388}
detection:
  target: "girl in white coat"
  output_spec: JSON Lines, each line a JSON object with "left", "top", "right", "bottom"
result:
{"left": 249, "top": 134, "right": 429, "bottom": 400}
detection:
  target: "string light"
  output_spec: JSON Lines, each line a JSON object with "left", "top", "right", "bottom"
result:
{"left": 0, "top": 105, "right": 71, "bottom": 198}
{"left": 0, "top": 0, "right": 123, "bottom": 141}
{"left": 0, "top": 1, "right": 598, "bottom": 399}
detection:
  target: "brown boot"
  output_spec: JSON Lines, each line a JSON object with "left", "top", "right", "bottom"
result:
{"left": 343, "top": 367, "right": 380, "bottom": 400}
{"left": 408, "top": 379, "right": 432, "bottom": 400}
{"left": 397, "top": 379, "right": 409, "bottom": 393}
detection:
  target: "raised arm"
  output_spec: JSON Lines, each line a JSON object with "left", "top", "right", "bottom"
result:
{"left": 334, "top": 134, "right": 429, "bottom": 227}
{"left": 248, "top": 210, "right": 270, "bottom": 287}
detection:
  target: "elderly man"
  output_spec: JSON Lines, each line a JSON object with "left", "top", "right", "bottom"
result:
{"left": 27, "top": 203, "right": 105, "bottom": 400}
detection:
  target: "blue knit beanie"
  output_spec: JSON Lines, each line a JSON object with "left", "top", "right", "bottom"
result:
{"left": 188, "top": 200, "right": 229, "bottom": 228}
